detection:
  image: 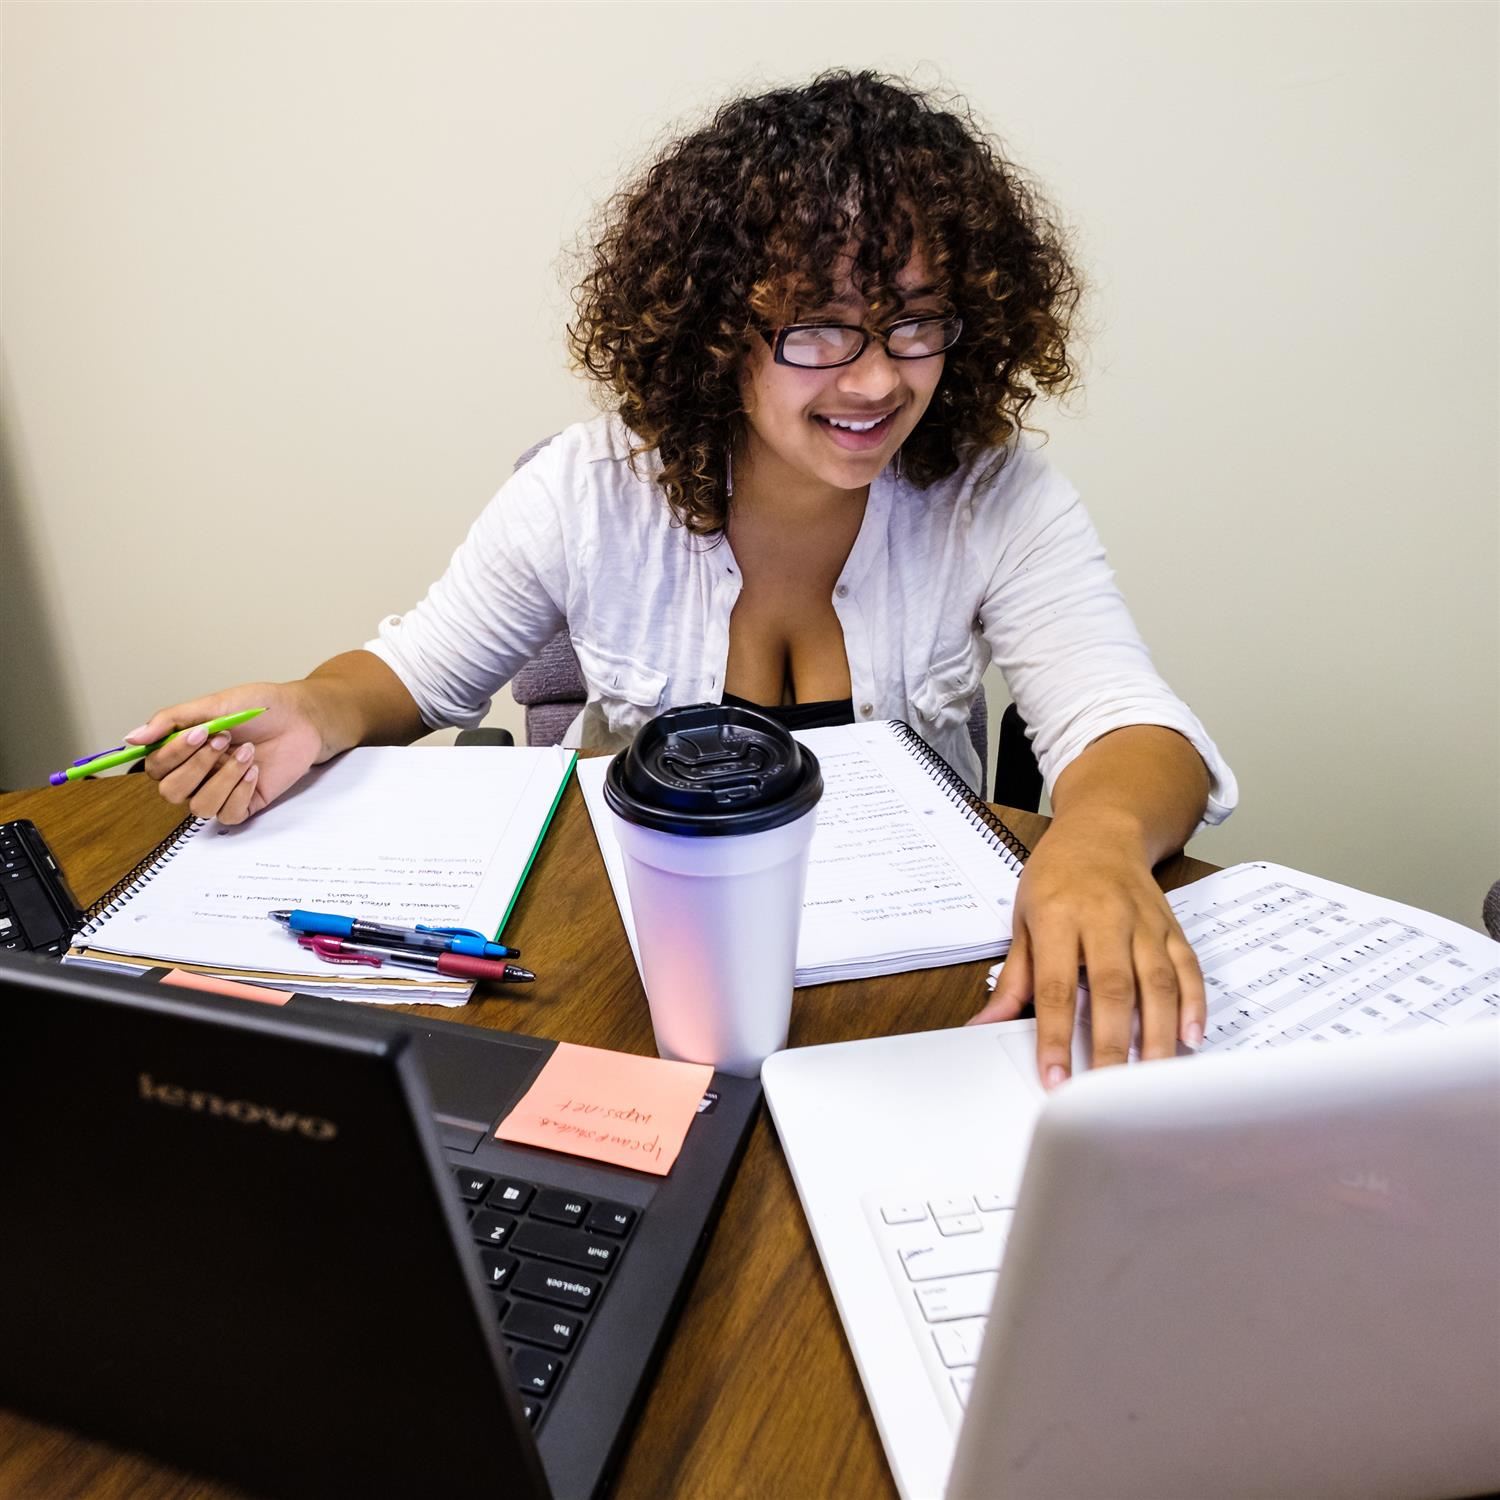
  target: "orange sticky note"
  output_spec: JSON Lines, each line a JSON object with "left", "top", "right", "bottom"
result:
{"left": 160, "top": 969, "right": 290, "bottom": 1006}
{"left": 495, "top": 1042, "right": 712, "bottom": 1176}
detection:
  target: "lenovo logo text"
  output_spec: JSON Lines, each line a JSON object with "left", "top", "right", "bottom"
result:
{"left": 138, "top": 1073, "right": 338, "bottom": 1141}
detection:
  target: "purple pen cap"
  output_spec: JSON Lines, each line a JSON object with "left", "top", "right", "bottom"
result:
{"left": 48, "top": 771, "right": 69, "bottom": 787}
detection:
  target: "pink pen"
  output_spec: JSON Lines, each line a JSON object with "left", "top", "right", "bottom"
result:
{"left": 297, "top": 935, "right": 383, "bottom": 968}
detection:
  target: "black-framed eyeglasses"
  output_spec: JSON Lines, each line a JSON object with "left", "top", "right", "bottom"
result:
{"left": 760, "top": 315, "right": 964, "bottom": 370}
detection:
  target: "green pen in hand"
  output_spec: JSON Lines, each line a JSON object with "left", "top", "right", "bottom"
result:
{"left": 50, "top": 709, "right": 268, "bottom": 785}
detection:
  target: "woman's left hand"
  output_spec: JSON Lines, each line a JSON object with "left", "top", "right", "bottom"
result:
{"left": 966, "top": 810, "right": 1205, "bottom": 1088}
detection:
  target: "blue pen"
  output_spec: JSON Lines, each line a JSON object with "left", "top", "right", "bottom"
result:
{"left": 268, "top": 909, "right": 520, "bottom": 960}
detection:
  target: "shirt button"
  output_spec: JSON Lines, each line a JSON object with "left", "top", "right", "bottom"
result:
{"left": 836, "top": 584, "right": 849, "bottom": 598}
{"left": 860, "top": 703, "right": 873, "bottom": 717}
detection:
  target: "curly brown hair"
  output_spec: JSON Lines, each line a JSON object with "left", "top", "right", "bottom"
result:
{"left": 568, "top": 69, "right": 1081, "bottom": 536}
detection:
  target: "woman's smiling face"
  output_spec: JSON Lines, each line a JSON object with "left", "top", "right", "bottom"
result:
{"left": 737, "top": 252, "right": 950, "bottom": 500}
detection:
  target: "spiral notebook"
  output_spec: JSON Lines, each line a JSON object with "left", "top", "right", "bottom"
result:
{"left": 577, "top": 720, "right": 1029, "bottom": 987}
{"left": 63, "top": 745, "right": 576, "bottom": 1005}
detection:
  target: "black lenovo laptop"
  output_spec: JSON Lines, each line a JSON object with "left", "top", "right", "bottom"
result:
{"left": 0, "top": 953, "right": 759, "bottom": 1498}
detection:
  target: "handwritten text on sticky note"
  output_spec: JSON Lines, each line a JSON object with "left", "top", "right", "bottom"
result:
{"left": 495, "top": 1042, "right": 712, "bottom": 1175}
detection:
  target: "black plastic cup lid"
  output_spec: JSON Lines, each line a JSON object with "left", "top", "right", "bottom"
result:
{"left": 603, "top": 703, "right": 824, "bottom": 837}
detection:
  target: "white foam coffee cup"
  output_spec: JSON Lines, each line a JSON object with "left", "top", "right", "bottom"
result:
{"left": 603, "top": 704, "right": 823, "bottom": 1078}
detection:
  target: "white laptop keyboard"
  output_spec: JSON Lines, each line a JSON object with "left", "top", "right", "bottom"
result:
{"left": 863, "top": 1189, "right": 1015, "bottom": 1421}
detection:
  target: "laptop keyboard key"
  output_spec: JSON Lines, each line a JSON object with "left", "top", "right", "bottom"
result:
{"left": 881, "top": 1202, "right": 929, "bottom": 1226}
{"left": 453, "top": 1169, "right": 494, "bottom": 1203}
{"left": 509, "top": 1220, "right": 618, "bottom": 1274}
{"left": 503, "top": 1300, "right": 581, "bottom": 1351}
{"left": 479, "top": 1249, "right": 519, "bottom": 1290}
{"left": 472, "top": 1211, "right": 519, "bottom": 1248}
{"left": 868, "top": 1190, "right": 1015, "bottom": 1420}
{"left": 454, "top": 1171, "right": 639, "bottom": 1418}
{"left": 937, "top": 1214, "right": 982, "bottom": 1236}
{"left": 512, "top": 1261, "right": 602, "bottom": 1311}
{"left": 531, "top": 1189, "right": 589, "bottom": 1226}
{"left": 929, "top": 1196, "right": 976, "bottom": 1218}
{"left": 510, "top": 1346, "right": 562, "bottom": 1395}
{"left": 583, "top": 1200, "right": 637, "bottom": 1238}
{"left": 486, "top": 1178, "right": 535, "bottom": 1213}
{"left": 915, "top": 1273, "right": 997, "bottom": 1323}
{"left": 894, "top": 1211, "right": 1012, "bottom": 1281}
{"left": 932, "top": 1318, "right": 987, "bottom": 1369}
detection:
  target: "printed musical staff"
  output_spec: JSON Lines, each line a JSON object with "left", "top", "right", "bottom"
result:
{"left": 1169, "top": 864, "right": 1500, "bottom": 1054}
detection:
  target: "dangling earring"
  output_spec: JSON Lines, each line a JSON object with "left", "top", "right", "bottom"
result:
{"left": 725, "top": 447, "right": 734, "bottom": 499}
{"left": 893, "top": 446, "right": 904, "bottom": 481}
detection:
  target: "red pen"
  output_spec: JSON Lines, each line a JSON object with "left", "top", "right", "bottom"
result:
{"left": 298, "top": 936, "right": 535, "bottom": 983}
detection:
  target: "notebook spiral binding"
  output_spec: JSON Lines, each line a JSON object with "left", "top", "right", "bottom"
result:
{"left": 74, "top": 817, "right": 206, "bottom": 940}
{"left": 888, "top": 721, "right": 1031, "bottom": 870}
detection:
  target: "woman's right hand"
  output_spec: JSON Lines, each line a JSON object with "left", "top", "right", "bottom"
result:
{"left": 125, "top": 681, "right": 328, "bottom": 825}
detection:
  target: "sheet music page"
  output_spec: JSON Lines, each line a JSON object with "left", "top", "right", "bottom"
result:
{"left": 78, "top": 746, "right": 574, "bottom": 975}
{"left": 577, "top": 722, "right": 1018, "bottom": 984}
{"left": 1169, "top": 863, "right": 1500, "bottom": 1052}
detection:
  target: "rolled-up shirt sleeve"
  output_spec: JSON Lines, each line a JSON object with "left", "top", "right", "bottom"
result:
{"left": 981, "top": 460, "right": 1238, "bottom": 830}
{"left": 363, "top": 462, "right": 569, "bottom": 730}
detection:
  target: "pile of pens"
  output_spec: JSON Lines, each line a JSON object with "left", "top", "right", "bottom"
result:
{"left": 271, "top": 909, "right": 535, "bottom": 984}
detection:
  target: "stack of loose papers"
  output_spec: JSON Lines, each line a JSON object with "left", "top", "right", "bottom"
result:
{"left": 65, "top": 745, "right": 574, "bottom": 1005}
{"left": 578, "top": 721, "right": 1022, "bottom": 987}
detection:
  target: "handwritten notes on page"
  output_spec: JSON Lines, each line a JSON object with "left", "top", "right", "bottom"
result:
{"left": 792, "top": 723, "right": 1018, "bottom": 980}
{"left": 1168, "top": 863, "right": 1500, "bottom": 1052}
{"left": 67, "top": 745, "right": 574, "bottom": 1003}
{"left": 496, "top": 1042, "right": 712, "bottom": 1175}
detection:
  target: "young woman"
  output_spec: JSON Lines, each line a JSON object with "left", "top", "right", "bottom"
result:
{"left": 128, "top": 70, "right": 1236, "bottom": 1085}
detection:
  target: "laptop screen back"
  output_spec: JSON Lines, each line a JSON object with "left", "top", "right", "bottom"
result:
{"left": 949, "top": 1022, "right": 1500, "bottom": 1500}
{"left": 0, "top": 957, "right": 547, "bottom": 1499}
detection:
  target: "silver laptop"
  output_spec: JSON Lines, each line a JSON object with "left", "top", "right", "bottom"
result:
{"left": 762, "top": 1018, "right": 1500, "bottom": 1500}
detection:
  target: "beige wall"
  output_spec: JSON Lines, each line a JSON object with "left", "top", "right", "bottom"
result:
{"left": 2, "top": 2, "right": 1496, "bottom": 927}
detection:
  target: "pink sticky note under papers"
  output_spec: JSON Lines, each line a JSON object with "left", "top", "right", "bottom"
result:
{"left": 495, "top": 1042, "right": 712, "bottom": 1176}
{"left": 160, "top": 969, "right": 290, "bottom": 1006}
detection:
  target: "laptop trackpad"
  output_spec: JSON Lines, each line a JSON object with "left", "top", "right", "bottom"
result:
{"left": 406, "top": 1028, "right": 547, "bottom": 1148}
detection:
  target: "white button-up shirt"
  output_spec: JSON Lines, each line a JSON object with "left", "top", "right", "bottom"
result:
{"left": 366, "top": 414, "right": 1237, "bottom": 825}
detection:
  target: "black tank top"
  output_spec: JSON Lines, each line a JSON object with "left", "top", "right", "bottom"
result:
{"left": 721, "top": 691, "right": 856, "bottom": 733}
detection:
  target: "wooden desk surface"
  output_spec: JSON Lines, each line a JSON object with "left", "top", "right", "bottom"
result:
{"left": 0, "top": 774, "right": 1215, "bottom": 1499}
